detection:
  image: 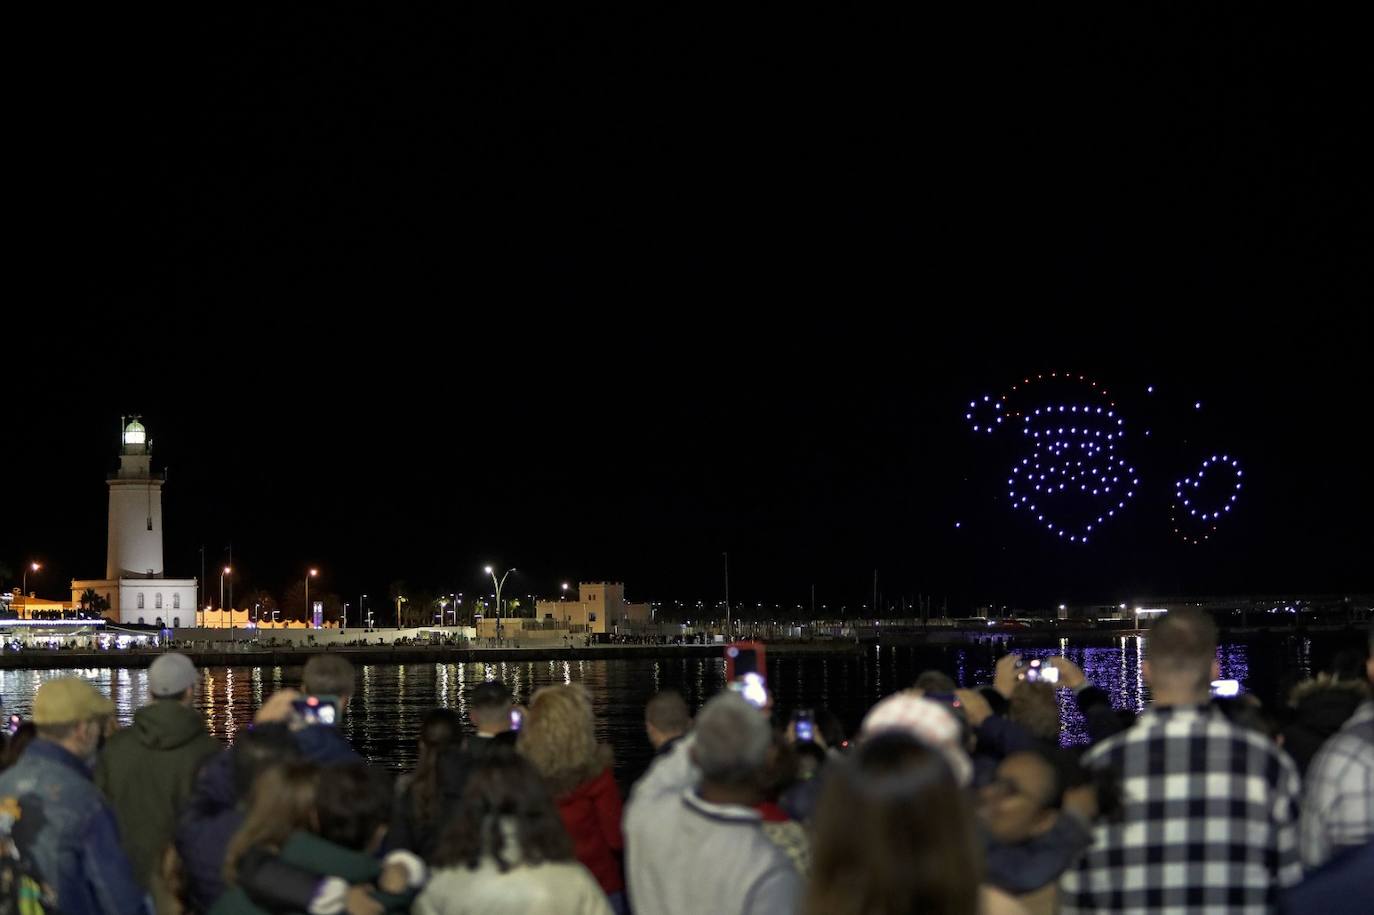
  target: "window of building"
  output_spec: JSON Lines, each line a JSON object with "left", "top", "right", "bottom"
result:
{"left": 138, "top": 593, "right": 145, "bottom": 610}
{"left": 138, "top": 616, "right": 145, "bottom": 625}
{"left": 589, "top": 612, "right": 597, "bottom": 622}
{"left": 173, "top": 617, "right": 180, "bottom": 628}
{"left": 173, "top": 594, "right": 180, "bottom": 610}
{"left": 156, "top": 593, "right": 163, "bottom": 610}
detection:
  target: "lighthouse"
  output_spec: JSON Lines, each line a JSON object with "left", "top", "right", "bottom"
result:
{"left": 106, "top": 417, "right": 164, "bottom": 579}
{"left": 72, "top": 417, "right": 199, "bottom": 626}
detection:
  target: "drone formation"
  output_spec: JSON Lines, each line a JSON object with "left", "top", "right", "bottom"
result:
{"left": 965, "top": 373, "right": 1242, "bottom": 546}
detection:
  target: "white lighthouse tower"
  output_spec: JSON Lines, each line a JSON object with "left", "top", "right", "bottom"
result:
{"left": 72, "top": 417, "right": 198, "bottom": 626}
{"left": 107, "top": 417, "right": 164, "bottom": 579}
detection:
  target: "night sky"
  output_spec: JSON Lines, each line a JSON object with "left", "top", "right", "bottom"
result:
{"left": 7, "top": 7, "right": 1369, "bottom": 615}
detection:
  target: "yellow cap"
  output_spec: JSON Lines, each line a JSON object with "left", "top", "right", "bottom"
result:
{"left": 32, "top": 678, "right": 116, "bottom": 726}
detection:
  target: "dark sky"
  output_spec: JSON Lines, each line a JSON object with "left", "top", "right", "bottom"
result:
{"left": 6, "top": 7, "right": 1369, "bottom": 614}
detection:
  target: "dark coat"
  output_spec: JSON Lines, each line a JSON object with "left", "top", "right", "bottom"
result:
{"left": 94, "top": 699, "right": 221, "bottom": 889}
{"left": 175, "top": 750, "right": 241, "bottom": 913}
{"left": 210, "top": 831, "right": 414, "bottom": 915}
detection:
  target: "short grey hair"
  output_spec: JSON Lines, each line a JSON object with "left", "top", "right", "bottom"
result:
{"left": 692, "top": 692, "right": 771, "bottom": 785}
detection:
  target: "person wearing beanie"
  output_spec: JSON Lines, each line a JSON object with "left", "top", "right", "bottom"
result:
{"left": 0, "top": 677, "right": 149, "bottom": 913}
{"left": 95, "top": 653, "right": 221, "bottom": 901}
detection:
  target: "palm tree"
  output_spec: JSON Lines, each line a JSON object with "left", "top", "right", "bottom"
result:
{"left": 79, "top": 588, "right": 111, "bottom": 618}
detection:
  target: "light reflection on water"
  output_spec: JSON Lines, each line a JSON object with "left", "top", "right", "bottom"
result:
{"left": 0, "top": 638, "right": 1305, "bottom": 787}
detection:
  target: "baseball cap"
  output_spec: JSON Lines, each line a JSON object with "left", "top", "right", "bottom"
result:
{"left": 148, "top": 653, "right": 198, "bottom": 698}
{"left": 33, "top": 678, "right": 116, "bottom": 726}
{"left": 860, "top": 692, "right": 973, "bottom": 786}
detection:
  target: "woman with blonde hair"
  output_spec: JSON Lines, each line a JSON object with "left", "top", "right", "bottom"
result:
{"left": 517, "top": 685, "right": 625, "bottom": 913}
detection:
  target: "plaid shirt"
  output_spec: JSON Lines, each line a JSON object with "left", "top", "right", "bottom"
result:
{"left": 1061, "top": 704, "right": 1302, "bottom": 914}
{"left": 1300, "top": 700, "right": 1374, "bottom": 868}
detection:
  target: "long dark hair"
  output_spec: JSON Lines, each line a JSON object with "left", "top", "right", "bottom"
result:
{"left": 411, "top": 708, "right": 464, "bottom": 823}
{"left": 223, "top": 762, "right": 320, "bottom": 884}
{"left": 431, "top": 748, "right": 573, "bottom": 872}
{"left": 807, "top": 733, "right": 981, "bottom": 915}
{"left": 316, "top": 765, "right": 394, "bottom": 853}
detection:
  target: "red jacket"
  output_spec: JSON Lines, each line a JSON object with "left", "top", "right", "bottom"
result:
{"left": 556, "top": 766, "right": 625, "bottom": 894}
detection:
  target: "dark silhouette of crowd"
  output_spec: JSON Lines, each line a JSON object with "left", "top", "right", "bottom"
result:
{"left": 0, "top": 611, "right": 1369, "bottom": 913}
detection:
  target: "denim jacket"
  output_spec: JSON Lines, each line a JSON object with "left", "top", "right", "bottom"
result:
{"left": 0, "top": 739, "right": 150, "bottom": 914}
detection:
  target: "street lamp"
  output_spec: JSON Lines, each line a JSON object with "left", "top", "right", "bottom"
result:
{"left": 221, "top": 566, "right": 232, "bottom": 613}
{"left": 485, "top": 565, "right": 516, "bottom": 644}
{"left": 305, "top": 568, "right": 318, "bottom": 626}
{"left": 395, "top": 595, "right": 407, "bottom": 629}
{"left": 22, "top": 562, "right": 41, "bottom": 617}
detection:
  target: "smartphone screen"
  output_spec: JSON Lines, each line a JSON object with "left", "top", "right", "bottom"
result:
{"left": 5, "top": 714, "right": 20, "bottom": 736}
{"left": 1018, "top": 659, "right": 1059, "bottom": 684}
{"left": 792, "top": 709, "right": 815, "bottom": 742}
{"left": 731, "top": 672, "right": 768, "bottom": 708}
{"left": 1210, "top": 679, "right": 1240, "bottom": 698}
{"left": 510, "top": 708, "right": 524, "bottom": 731}
{"left": 291, "top": 695, "right": 339, "bottom": 725}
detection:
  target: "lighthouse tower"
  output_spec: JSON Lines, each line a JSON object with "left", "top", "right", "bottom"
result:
{"left": 107, "top": 417, "right": 164, "bottom": 579}
{"left": 72, "top": 417, "right": 199, "bottom": 626}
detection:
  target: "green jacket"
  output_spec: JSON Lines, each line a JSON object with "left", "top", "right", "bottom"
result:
{"left": 94, "top": 698, "right": 221, "bottom": 888}
{"left": 211, "top": 832, "right": 415, "bottom": 915}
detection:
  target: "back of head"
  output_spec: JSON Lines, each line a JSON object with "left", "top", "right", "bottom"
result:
{"left": 1009, "top": 681, "right": 1060, "bottom": 742}
{"left": 807, "top": 733, "right": 979, "bottom": 915}
{"left": 913, "top": 669, "right": 958, "bottom": 693}
{"left": 232, "top": 723, "right": 304, "bottom": 800}
{"left": 518, "top": 685, "right": 601, "bottom": 792}
{"left": 1147, "top": 608, "right": 1218, "bottom": 691}
{"left": 645, "top": 690, "right": 691, "bottom": 736}
{"left": 419, "top": 708, "right": 465, "bottom": 752}
{"left": 302, "top": 655, "right": 356, "bottom": 699}
{"left": 433, "top": 748, "right": 573, "bottom": 871}
{"left": 315, "top": 765, "right": 393, "bottom": 852}
{"left": 692, "top": 692, "right": 771, "bottom": 787}
{"left": 225, "top": 761, "right": 320, "bottom": 883}
{"left": 469, "top": 681, "right": 513, "bottom": 731}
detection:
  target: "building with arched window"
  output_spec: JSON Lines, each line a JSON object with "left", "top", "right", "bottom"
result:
{"left": 71, "top": 417, "right": 198, "bottom": 625}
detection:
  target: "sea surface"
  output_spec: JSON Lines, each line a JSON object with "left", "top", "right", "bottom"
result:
{"left": 0, "top": 635, "right": 1337, "bottom": 787}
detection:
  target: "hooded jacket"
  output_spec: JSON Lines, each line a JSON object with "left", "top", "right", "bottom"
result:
{"left": 95, "top": 698, "right": 221, "bottom": 888}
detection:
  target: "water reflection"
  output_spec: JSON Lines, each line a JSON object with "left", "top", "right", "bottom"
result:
{"left": 0, "top": 638, "right": 1316, "bottom": 787}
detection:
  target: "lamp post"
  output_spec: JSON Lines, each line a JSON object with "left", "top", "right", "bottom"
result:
{"left": 485, "top": 566, "right": 516, "bottom": 645}
{"left": 220, "top": 566, "right": 232, "bottom": 613}
{"left": 361, "top": 594, "right": 368, "bottom": 629}
{"left": 396, "top": 595, "right": 407, "bottom": 629}
{"left": 305, "top": 568, "right": 318, "bottom": 627}
{"left": 22, "top": 562, "right": 40, "bottom": 618}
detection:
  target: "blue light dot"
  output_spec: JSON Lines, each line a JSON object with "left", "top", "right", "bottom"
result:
{"left": 1195, "top": 401, "right": 1202, "bottom": 409}
{"left": 955, "top": 522, "right": 961, "bottom": 528}
{"left": 1147, "top": 385, "right": 1154, "bottom": 393}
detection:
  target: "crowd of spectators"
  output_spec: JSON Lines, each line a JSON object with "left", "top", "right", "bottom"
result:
{"left": 0, "top": 610, "right": 1368, "bottom": 913}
